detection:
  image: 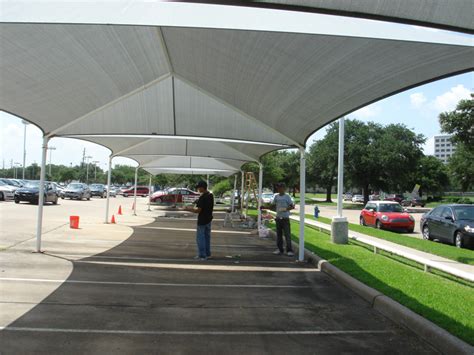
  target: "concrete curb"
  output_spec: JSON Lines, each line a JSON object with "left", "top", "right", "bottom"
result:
{"left": 267, "top": 230, "right": 473, "bottom": 355}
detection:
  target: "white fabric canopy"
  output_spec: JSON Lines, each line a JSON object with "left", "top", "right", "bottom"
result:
{"left": 1, "top": 1, "right": 472, "bottom": 153}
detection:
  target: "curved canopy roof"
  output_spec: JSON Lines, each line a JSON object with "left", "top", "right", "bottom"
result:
{"left": 203, "top": 0, "right": 474, "bottom": 34}
{"left": 1, "top": 1, "right": 473, "bottom": 171}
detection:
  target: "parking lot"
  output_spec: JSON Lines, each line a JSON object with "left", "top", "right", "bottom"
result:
{"left": 0, "top": 197, "right": 438, "bottom": 353}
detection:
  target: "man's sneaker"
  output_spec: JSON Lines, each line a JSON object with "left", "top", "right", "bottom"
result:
{"left": 287, "top": 251, "right": 295, "bottom": 257}
{"left": 273, "top": 249, "right": 283, "bottom": 255}
{"left": 194, "top": 256, "right": 207, "bottom": 260}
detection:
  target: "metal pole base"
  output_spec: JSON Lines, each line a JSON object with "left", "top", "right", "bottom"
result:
{"left": 331, "top": 217, "right": 349, "bottom": 244}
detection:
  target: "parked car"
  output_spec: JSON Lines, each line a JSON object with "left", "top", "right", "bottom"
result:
{"left": 151, "top": 188, "right": 199, "bottom": 203}
{"left": 352, "top": 194, "right": 364, "bottom": 203}
{"left": 0, "top": 180, "right": 16, "bottom": 201}
{"left": 343, "top": 193, "right": 353, "bottom": 201}
{"left": 369, "top": 194, "right": 380, "bottom": 201}
{"left": 122, "top": 186, "right": 150, "bottom": 197}
{"left": 51, "top": 182, "right": 64, "bottom": 196}
{"left": 384, "top": 194, "right": 405, "bottom": 203}
{"left": 261, "top": 192, "right": 275, "bottom": 204}
{"left": 14, "top": 181, "right": 59, "bottom": 204}
{"left": 420, "top": 204, "right": 474, "bottom": 249}
{"left": 0, "top": 178, "right": 20, "bottom": 192}
{"left": 89, "top": 184, "right": 107, "bottom": 198}
{"left": 62, "top": 183, "right": 91, "bottom": 200}
{"left": 360, "top": 201, "right": 414, "bottom": 232}
{"left": 106, "top": 186, "right": 118, "bottom": 197}
{"left": 401, "top": 197, "right": 425, "bottom": 208}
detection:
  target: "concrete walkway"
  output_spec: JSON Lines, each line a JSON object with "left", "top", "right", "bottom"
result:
{"left": 1, "top": 210, "right": 437, "bottom": 354}
{"left": 288, "top": 214, "right": 474, "bottom": 281}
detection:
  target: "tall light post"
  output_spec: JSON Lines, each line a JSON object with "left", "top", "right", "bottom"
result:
{"left": 85, "top": 155, "right": 92, "bottom": 184}
{"left": 93, "top": 160, "right": 100, "bottom": 182}
{"left": 47, "top": 146, "right": 56, "bottom": 176}
{"left": 14, "top": 162, "right": 21, "bottom": 179}
{"left": 21, "top": 120, "right": 29, "bottom": 180}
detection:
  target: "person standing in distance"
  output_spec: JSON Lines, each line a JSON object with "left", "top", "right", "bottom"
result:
{"left": 186, "top": 180, "right": 214, "bottom": 260}
{"left": 271, "top": 183, "right": 295, "bottom": 256}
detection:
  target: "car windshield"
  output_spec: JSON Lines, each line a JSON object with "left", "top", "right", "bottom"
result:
{"left": 90, "top": 184, "right": 102, "bottom": 188}
{"left": 0, "top": 181, "right": 6, "bottom": 186}
{"left": 68, "top": 183, "right": 83, "bottom": 189}
{"left": 378, "top": 203, "right": 403, "bottom": 213}
{"left": 262, "top": 194, "right": 273, "bottom": 198}
{"left": 24, "top": 181, "right": 41, "bottom": 188}
{"left": 452, "top": 206, "right": 474, "bottom": 220}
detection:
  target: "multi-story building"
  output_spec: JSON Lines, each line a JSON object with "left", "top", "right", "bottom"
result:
{"left": 434, "top": 135, "right": 456, "bottom": 164}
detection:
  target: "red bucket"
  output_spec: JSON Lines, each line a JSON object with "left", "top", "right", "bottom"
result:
{"left": 70, "top": 216, "right": 80, "bottom": 229}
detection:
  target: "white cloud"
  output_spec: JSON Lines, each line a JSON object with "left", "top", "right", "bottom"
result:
{"left": 410, "top": 92, "right": 427, "bottom": 108}
{"left": 351, "top": 104, "right": 381, "bottom": 119}
{"left": 432, "top": 84, "right": 471, "bottom": 112}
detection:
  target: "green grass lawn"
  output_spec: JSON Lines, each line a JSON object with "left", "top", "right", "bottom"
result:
{"left": 255, "top": 211, "right": 474, "bottom": 344}
{"left": 303, "top": 214, "right": 474, "bottom": 265}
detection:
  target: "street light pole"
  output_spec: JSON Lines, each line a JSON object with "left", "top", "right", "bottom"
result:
{"left": 93, "top": 160, "right": 100, "bottom": 182}
{"left": 85, "top": 155, "right": 92, "bottom": 184}
{"left": 21, "top": 120, "right": 29, "bottom": 180}
{"left": 47, "top": 146, "right": 56, "bottom": 176}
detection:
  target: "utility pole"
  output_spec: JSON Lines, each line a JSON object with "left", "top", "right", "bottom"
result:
{"left": 93, "top": 160, "right": 100, "bottom": 182}
{"left": 22, "top": 120, "right": 29, "bottom": 180}
{"left": 85, "top": 155, "right": 92, "bottom": 184}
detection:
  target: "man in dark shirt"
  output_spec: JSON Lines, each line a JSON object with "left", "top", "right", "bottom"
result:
{"left": 185, "top": 180, "right": 214, "bottom": 260}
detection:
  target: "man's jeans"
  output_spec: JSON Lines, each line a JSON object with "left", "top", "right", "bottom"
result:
{"left": 196, "top": 222, "right": 212, "bottom": 258}
{"left": 276, "top": 218, "right": 293, "bottom": 253}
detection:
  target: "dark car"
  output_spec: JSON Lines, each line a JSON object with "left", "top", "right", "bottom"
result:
{"left": 420, "top": 204, "right": 474, "bottom": 249}
{"left": 62, "top": 183, "right": 91, "bottom": 200}
{"left": 401, "top": 197, "right": 425, "bottom": 207}
{"left": 89, "top": 184, "right": 107, "bottom": 198}
{"left": 384, "top": 194, "right": 405, "bottom": 203}
{"left": 14, "top": 180, "right": 59, "bottom": 205}
{"left": 122, "top": 186, "right": 149, "bottom": 198}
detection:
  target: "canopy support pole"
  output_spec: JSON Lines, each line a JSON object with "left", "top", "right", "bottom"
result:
{"left": 298, "top": 147, "right": 306, "bottom": 262}
{"left": 331, "top": 117, "right": 348, "bottom": 244}
{"left": 147, "top": 174, "right": 152, "bottom": 211}
{"left": 105, "top": 156, "right": 113, "bottom": 223}
{"left": 206, "top": 174, "right": 209, "bottom": 188}
{"left": 231, "top": 174, "right": 237, "bottom": 213}
{"left": 35, "top": 136, "right": 49, "bottom": 253}
{"left": 240, "top": 170, "right": 244, "bottom": 212}
{"left": 257, "top": 163, "right": 263, "bottom": 230}
{"left": 133, "top": 167, "right": 138, "bottom": 216}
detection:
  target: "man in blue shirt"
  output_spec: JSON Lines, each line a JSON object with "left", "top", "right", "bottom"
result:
{"left": 271, "top": 183, "right": 295, "bottom": 256}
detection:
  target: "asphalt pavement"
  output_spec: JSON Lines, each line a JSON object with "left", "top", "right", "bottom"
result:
{"left": 0, "top": 199, "right": 437, "bottom": 354}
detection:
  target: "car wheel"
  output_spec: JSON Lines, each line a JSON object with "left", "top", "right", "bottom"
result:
{"left": 359, "top": 216, "right": 366, "bottom": 226}
{"left": 454, "top": 232, "right": 463, "bottom": 248}
{"left": 0, "top": 192, "right": 4, "bottom": 201}
{"left": 87, "top": 196, "right": 90, "bottom": 200}
{"left": 14, "top": 198, "right": 20, "bottom": 204}
{"left": 376, "top": 220, "right": 383, "bottom": 230}
{"left": 53, "top": 197, "right": 58, "bottom": 205}
{"left": 422, "top": 225, "right": 431, "bottom": 240}
{"left": 123, "top": 194, "right": 128, "bottom": 198}
{"left": 407, "top": 228, "right": 414, "bottom": 233}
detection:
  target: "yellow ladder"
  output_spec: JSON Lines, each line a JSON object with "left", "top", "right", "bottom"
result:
{"left": 244, "top": 172, "right": 258, "bottom": 216}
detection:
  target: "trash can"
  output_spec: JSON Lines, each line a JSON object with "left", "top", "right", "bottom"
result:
{"left": 313, "top": 206, "right": 320, "bottom": 218}
{"left": 70, "top": 216, "right": 80, "bottom": 229}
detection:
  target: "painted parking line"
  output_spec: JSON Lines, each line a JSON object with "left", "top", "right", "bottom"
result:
{"left": 140, "top": 226, "right": 253, "bottom": 234}
{"left": 75, "top": 260, "right": 319, "bottom": 272}
{"left": 0, "top": 327, "right": 392, "bottom": 336}
{"left": 0, "top": 277, "right": 310, "bottom": 289}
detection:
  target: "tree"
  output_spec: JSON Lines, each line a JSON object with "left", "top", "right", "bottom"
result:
{"left": 307, "top": 122, "right": 339, "bottom": 202}
{"left": 413, "top": 156, "right": 449, "bottom": 196}
{"left": 439, "top": 95, "right": 473, "bottom": 152}
{"left": 448, "top": 144, "right": 474, "bottom": 192}
{"left": 212, "top": 179, "right": 232, "bottom": 197}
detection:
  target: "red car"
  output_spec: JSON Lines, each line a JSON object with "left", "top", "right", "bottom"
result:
{"left": 360, "top": 201, "right": 415, "bottom": 233}
{"left": 151, "top": 188, "right": 199, "bottom": 204}
{"left": 121, "top": 186, "right": 149, "bottom": 197}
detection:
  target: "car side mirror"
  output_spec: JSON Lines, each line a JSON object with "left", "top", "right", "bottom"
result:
{"left": 445, "top": 216, "right": 453, "bottom": 221}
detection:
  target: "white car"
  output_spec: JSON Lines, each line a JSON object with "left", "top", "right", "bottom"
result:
{"left": 352, "top": 194, "right": 364, "bottom": 203}
{"left": 261, "top": 193, "right": 275, "bottom": 204}
{"left": 0, "top": 180, "right": 15, "bottom": 200}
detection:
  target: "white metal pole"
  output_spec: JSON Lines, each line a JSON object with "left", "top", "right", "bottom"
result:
{"left": 240, "top": 170, "right": 245, "bottom": 211}
{"left": 22, "top": 122, "right": 27, "bottom": 180}
{"left": 337, "top": 117, "right": 345, "bottom": 217}
{"left": 105, "top": 156, "right": 112, "bottom": 223}
{"left": 35, "top": 136, "right": 49, "bottom": 253}
{"left": 257, "top": 163, "right": 263, "bottom": 229}
{"left": 231, "top": 174, "right": 237, "bottom": 213}
{"left": 147, "top": 174, "right": 152, "bottom": 211}
{"left": 299, "top": 147, "right": 306, "bottom": 262}
{"left": 133, "top": 167, "right": 138, "bottom": 216}
{"left": 206, "top": 174, "right": 209, "bottom": 188}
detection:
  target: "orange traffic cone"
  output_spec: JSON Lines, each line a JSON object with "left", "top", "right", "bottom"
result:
{"left": 110, "top": 215, "right": 116, "bottom": 224}
{"left": 118, "top": 205, "right": 122, "bottom": 215}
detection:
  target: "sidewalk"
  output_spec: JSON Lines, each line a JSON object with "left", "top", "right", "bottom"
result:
{"left": 287, "top": 213, "right": 474, "bottom": 282}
